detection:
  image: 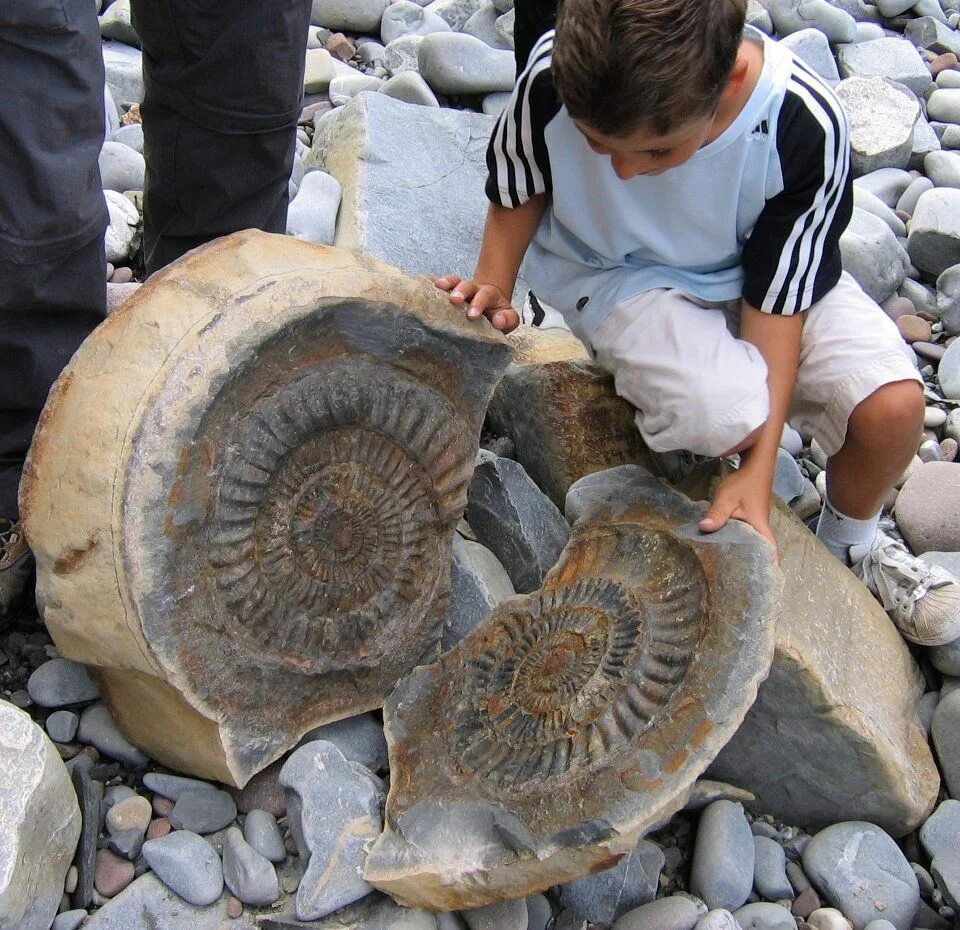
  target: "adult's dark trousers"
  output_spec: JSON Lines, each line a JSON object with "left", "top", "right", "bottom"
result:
{"left": 0, "top": 0, "right": 108, "bottom": 519}
{"left": 130, "top": 0, "right": 313, "bottom": 275}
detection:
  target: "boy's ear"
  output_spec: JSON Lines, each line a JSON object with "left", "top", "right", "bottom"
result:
{"left": 723, "top": 54, "right": 751, "bottom": 99}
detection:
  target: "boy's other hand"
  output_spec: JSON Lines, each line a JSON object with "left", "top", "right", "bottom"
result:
{"left": 433, "top": 275, "right": 520, "bottom": 333}
{"left": 699, "top": 465, "right": 780, "bottom": 560}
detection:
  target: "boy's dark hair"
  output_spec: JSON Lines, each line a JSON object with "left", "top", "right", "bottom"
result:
{"left": 551, "top": 0, "right": 748, "bottom": 137}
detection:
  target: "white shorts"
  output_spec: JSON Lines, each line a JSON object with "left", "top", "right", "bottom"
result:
{"left": 582, "top": 272, "right": 922, "bottom": 458}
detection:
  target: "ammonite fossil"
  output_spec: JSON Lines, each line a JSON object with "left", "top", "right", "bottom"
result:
{"left": 364, "top": 468, "right": 780, "bottom": 910}
{"left": 20, "top": 232, "right": 510, "bottom": 787}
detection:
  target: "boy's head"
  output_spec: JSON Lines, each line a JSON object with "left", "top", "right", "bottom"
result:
{"left": 552, "top": 0, "right": 748, "bottom": 177}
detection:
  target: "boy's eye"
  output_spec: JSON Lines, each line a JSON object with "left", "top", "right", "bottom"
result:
{"left": 648, "top": 149, "right": 672, "bottom": 160}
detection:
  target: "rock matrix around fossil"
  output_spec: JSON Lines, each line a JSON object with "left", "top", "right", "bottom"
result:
{"left": 364, "top": 470, "right": 780, "bottom": 910}
{"left": 20, "top": 231, "right": 510, "bottom": 788}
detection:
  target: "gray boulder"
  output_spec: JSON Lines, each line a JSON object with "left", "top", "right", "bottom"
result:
{"left": 834, "top": 77, "right": 919, "bottom": 176}
{"left": 102, "top": 40, "right": 143, "bottom": 108}
{"left": 381, "top": 1, "right": 451, "bottom": 43}
{"left": 463, "top": 3, "right": 512, "bottom": 51}
{"left": 383, "top": 35, "right": 425, "bottom": 74}
{"left": 802, "top": 822, "right": 919, "bottom": 930}
{"left": 310, "top": 93, "right": 504, "bottom": 295}
{"left": 613, "top": 896, "right": 705, "bottom": 930}
{"left": 81, "top": 873, "right": 256, "bottom": 930}
{"left": 443, "top": 535, "right": 515, "bottom": 649}
{"left": 932, "top": 689, "right": 960, "bottom": 797}
{"left": 465, "top": 451, "right": 570, "bottom": 593}
{"left": 379, "top": 71, "right": 440, "bottom": 107}
{"left": 417, "top": 33, "right": 515, "bottom": 95}
{"left": 925, "top": 150, "right": 960, "bottom": 189}
{"left": 937, "top": 263, "right": 960, "bottom": 334}
{"left": 299, "top": 712, "right": 389, "bottom": 772}
{"left": 103, "top": 190, "right": 139, "bottom": 264}
{"left": 837, "top": 39, "right": 933, "bottom": 98}
{"left": 762, "top": 0, "right": 857, "bottom": 42}
{"left": 310, "top": 0, "right": 388, "bottom": 32}
{"left": 733, "top": 903, "right": 795, "bottom": 929}
{"left": 905, "top": 17, "right": 960, "bottom": 58}
{"left": 559, "top": 839, "right": 665, "bottom": 926}
{"left": 840, "top": 207, "right": 909, "bottom": 303}
{"left": 243, "top": 809, "right": 286, "bottom": 864}
{"left": 752, "top": 836, "right": 793, "bottom": 901}
{"left": 99, "top": 0, "right": 139, "bottom": 47}
{"left": 287, "top": 170, "right": 341, "bottom": 246}
{"left": 907, "top": 187, "right": 960, "bottom": 276}
{"left": 425, "top": 0, "right": 485, "bottom": 30}
{"left": 99, "top": 140, "right": 145, "bottom": 194}
{"left": 280, "top": 740, "right": 385, "bottom": 921}
{"left": 0, "top": 702, "right": 81, "bottom": 930}
{"left": 781, "top": 29, "right": 840, "bottom": 83}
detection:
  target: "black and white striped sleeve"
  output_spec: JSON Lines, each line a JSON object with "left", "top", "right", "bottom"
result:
{"left": 485, "top": 31, "right": 560, "bottom": 208}
{"left": 741, "top": 67, "right": 853, "bottom": 315}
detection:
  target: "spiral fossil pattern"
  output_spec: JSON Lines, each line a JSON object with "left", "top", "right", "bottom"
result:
{"left": 207, "top": 356, "right": 471, "bottom": 671}
{"left": 447, "top": 527, "right": 707, "bottom": 787}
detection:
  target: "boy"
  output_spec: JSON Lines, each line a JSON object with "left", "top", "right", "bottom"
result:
{"left": 436, "top": 0, "right": 960, "bottom": 645}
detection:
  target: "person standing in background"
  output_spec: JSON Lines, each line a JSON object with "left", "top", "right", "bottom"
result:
{"left": 0, "top": 0, "right": 313, "bottom": 615}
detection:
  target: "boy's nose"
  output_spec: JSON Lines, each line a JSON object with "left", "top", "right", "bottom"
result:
{"left": 611, "top": 155, "right": 646, "bottom": 180}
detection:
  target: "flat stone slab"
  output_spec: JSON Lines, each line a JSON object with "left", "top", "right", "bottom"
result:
{"left": 21, "top": 231, "right": 510, "bottom": 788}
{"left": 364, "top": 471, "right": 780, "bottom": 910}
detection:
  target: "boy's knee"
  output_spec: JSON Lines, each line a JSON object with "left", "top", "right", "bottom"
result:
{"left": 851, "top": 380, "right": 924, "bottom": 442}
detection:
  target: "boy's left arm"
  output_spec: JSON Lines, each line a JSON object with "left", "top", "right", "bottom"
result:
{"left": 699, "top": 303, "right": 803, "bottom": 554}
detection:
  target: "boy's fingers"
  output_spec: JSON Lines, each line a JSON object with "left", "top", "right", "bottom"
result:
{"left": 490, "top": 308, "right": 520, "bottom": 332}
{"left": 433, "top": 274, "right": 461, "bottom": 291}
{"left": 699, "top": 498, "right": 737, "bottom": 533}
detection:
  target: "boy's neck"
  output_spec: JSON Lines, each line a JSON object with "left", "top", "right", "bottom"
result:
{"left": 705, "top": 37, "right": 765, "bottom": 145}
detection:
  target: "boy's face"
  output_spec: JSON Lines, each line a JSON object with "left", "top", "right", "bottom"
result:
{"left": 574, "top": 115, "right": 716, "bottom": 180}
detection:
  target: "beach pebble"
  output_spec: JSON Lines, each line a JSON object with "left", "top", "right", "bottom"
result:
{"left": 690, "top": 801, "right": 755, "bottom": 912}
{"left": 802, "top": 822, "right": 919, "bottom": 930}
{"left": 141, "top": 830, "right": 223, "bottom": 906}
{"left": 417, "top": 32, "right": 515, "bottom": 94}
{"left": 222, "top": 826, "right": 279, "bottom": 906}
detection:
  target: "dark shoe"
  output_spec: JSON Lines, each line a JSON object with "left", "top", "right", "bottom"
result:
{"left": 0, "top": 519, "right": 33, "bottom": 620}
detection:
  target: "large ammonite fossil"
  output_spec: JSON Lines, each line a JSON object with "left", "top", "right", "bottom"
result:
{"left": 364, "top": 468, "right": 780, "bottom": 910}
{"left": 20, "top": 232, "right": 510, "bottom": 787}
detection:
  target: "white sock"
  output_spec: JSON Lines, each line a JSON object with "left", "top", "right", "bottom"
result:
{"left": 815, "top": 496, "right": 881, "bottom": 565}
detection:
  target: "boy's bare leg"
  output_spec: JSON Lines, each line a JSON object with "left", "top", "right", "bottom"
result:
{"left": 824, "top": 380, "right": 924, "bottom": 520}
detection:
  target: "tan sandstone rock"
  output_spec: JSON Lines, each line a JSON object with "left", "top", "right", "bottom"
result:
{"left": 486, "top": 326, "right": 656, "bottom": 508}
{"left": 364, "top": 470, "right": 780, "bottom": 910}
{"left": 707, "top": 499, "right": 939, "bottom": 836}
{"left": 21, "top": 231, "right": 510, "bottom": 788}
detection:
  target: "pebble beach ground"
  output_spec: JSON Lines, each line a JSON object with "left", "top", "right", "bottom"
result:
{"left": 6, "top": 0, "right": 960, "bottom": 928}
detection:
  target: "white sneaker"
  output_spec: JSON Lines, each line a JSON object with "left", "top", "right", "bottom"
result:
{"left": 850, "top": 529, "right": 960, "bottom": 647}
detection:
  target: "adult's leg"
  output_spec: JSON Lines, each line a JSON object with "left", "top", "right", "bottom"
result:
{"left": 0, "top": 0, "right": 107, "bottom": 519}
{"left": 131, "top": 0, "right": 313, "bottom": 275}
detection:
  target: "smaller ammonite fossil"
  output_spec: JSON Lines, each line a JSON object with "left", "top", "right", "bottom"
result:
{"left": 20, "top": 232, "right": 510, "bottom": 788}
{"left": 364, "top": 467, "right": 781, "bottom": 911}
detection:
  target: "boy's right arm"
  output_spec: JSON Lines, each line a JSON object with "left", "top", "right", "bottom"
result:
{"left": 435, "top": 194, "right": 547, "bottom": 334}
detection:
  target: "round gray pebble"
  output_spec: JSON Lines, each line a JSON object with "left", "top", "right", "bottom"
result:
{"left": 27, "top": 658, "right": 100, "bottom": 708}
{"left": 733, "top": 902, "right": 795, "bottom": 929}
{"left": 802, "top": 821, "right": 919, "bottom": 930}
{"left": 695, "top": 910, "right": 742, "bottom": 930}
{"left": 243, "top": 809, "right": 286, "bottom": 863}
{"left": 141, "top": 830, "right": 223, "bottom": 906}
{"left": 690, "top": 801, "right": 755, "bottom": 912}
{"left": 45, "top": 709, "right": 79, "bottom": 743}
{"left": 753, "top": 836, "right": 793, "bottom": 901}
{"left": 169, "top": 787, "right": 237, "bottom": 834}
{"left": 613, "top": 895, "right": 703, "bottom": 930}
{"left": 222, "top": 826, "right": 280, "bottom": 906}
